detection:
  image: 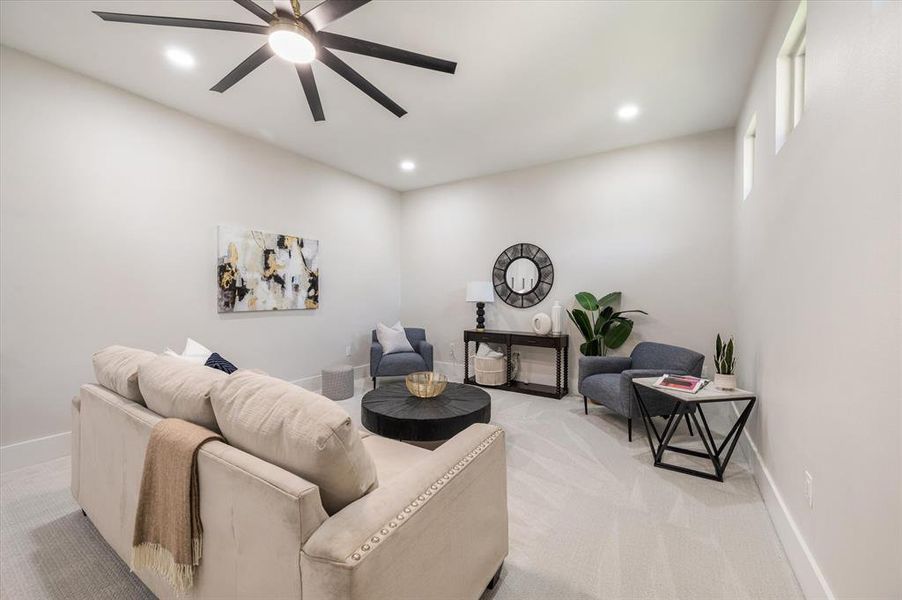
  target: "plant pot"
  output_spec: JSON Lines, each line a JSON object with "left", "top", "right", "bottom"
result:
{"left": 714, "top": 373, "right": 737, "bottom": 391}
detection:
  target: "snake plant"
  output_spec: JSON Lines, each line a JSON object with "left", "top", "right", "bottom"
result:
{"left": 715, "top": 334, "right": 736, "bottom": 374}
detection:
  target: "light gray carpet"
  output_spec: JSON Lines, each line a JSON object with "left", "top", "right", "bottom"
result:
{"left": 1, "top": 386, "right": 802, "bottom": 599}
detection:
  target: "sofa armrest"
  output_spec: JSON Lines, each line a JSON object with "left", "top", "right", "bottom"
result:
{"left": 370, "top": 341, "right": 383, "bottom": 377}
{"left": 620, "top": 368, "right": 681, "bottom": 380}
{"left": 579, "top": 356, "right": 631, "bottom": 381}
{"left": 301, "top": 424, "right": 508, "bottom": 600}
{"left": 418, "top": 340, "right": 434, "bottom": 371}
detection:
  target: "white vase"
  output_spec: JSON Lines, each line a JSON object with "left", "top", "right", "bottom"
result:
{"left": 532, "top": 312, "right": 552, "bottom": 335}
{"left": 714, "top": 373, "right": 737, "bottom": 390}
{"left": 551, "top": 300, "right": 563, "bottom": 334}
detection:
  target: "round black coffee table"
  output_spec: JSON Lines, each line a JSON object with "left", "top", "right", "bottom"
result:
{"left": 361, "top": 381, "right": 491, "bottom": 442}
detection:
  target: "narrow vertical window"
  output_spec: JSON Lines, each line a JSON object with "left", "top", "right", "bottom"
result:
{"left": 743, "top": 114, "right": 757, "bottom": 200}
{"left": 775, "top": 0, "right": 807, "bottom": 152}
{"left": 792, "top": 34, "right": 806, "bottom": 128}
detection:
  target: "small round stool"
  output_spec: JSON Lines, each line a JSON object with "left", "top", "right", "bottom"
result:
{"left": 322, "top": 365, "right": 354, "bottom": 400}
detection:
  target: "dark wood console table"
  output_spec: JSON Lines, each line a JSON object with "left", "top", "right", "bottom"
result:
{"left": 463, "top": 329, "right": 569, "bottom": 399}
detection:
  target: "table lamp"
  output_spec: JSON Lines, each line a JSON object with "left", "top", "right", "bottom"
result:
{"left": 466, "top": 281, "right": 495, "bottom": 331}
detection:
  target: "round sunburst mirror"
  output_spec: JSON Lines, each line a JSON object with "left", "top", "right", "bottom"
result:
{"left": 492, "top": 243, "right": 554, "bottom": 308}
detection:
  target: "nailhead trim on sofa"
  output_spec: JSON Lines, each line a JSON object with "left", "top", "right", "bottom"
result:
{"left": 347, "top": 427, "right": 504, "bottom": 563}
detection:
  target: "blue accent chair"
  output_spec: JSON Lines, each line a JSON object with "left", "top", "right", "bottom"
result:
{"left": 370, "top": 328, "right": 434, "bottom": 388}
{"left": 578, "top": 341, "right": 704, "bottom": 441}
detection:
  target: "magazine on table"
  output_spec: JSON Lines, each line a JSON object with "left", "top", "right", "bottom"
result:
{"left": 653, "top": 374, "right": 709, "bottom": 394}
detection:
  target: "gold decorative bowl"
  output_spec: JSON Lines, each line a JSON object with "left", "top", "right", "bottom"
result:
{"left": 405, "top": 371, "right": 448, "bottom": 398}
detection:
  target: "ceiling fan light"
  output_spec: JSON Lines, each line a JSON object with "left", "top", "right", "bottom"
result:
{"left": 269, "top": 28, "right": 316, "bottom": 64}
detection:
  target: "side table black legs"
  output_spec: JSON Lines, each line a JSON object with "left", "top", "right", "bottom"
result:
{"left": 563, "top": 347, "right": 569, "bottom": 394}
{"left": 633, "top": 381, "right": 756, "bottom": 482}
{"left": 463, "top": 340, "right": 469, "bottom": 382}
{"left": 463, "top": 329, "right": 569, "bottom": 399}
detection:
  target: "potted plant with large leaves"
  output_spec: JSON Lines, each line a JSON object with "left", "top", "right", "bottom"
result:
{"left": 566, "top": 291, "right": 647, "bottom": 356}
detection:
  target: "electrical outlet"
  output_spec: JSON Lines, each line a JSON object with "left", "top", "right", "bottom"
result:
{"left": 804, "top": 471, "right": 813, "bottom": 508}
{"left": 449, "top": 342, "right": 456, "bottom": 361}
{"left": 345, "top": 345, "right": 351, "bottom": 357}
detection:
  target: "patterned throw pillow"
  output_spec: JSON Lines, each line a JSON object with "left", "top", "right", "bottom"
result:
{"left": 205, "top": 352, "right": 238, "bottom": 374}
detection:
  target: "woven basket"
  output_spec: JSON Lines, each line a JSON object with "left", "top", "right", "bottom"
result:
{"left": 475, "top": 355, "right": 507, "bottom": 386}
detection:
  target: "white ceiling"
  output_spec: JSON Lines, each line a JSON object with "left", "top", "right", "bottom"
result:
{"left": 0, "top": 1, "right": 775, "bottom": 191}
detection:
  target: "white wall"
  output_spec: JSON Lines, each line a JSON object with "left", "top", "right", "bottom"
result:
{"left": 0, "top": 47, "right": 401, "bottom": 455}
{"left": 733, "top": 1, "right": 901, "bottom": 598}
{"left": 400, "top": 129, "right": 735, "bottom": 387}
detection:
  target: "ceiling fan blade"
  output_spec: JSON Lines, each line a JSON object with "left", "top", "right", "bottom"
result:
{"left": 318, "top": 48, "right": 406, "bottom": 117}
{"left": 93, "top": 12, "right": 269, "bottom": 35}
{"left": 211, "top": 44, "right": 274, "bottom": 93}
{"left": 295, "top": 64, "right": 325, "bottom": 121}
{"left": 272, "top": 0, "right": 296, "bottom": 20}
{"left": 302, "top": 0, "right": 370, "bottom": 31}
{"left": 232, "top": 0, "right": 273, "bottom": 23}
{"left": 317, "top": 32, "right": 456, "bottom": 74}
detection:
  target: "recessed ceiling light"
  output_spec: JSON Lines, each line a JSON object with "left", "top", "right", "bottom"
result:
{"left": 165, "top": 47, "right": 195, "bottom": 70}
{"left": 400, "top": 160, "right": 416, "bottom": 172}
{"left": 617, "top": 104, "right": 640, "bottom": 121}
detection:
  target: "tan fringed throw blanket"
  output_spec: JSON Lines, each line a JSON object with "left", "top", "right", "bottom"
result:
{"left": 132, "top": 418, "right": 221, "bottom": 593}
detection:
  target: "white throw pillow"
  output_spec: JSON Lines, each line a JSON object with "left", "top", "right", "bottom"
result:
{"left": 163, "top": 337, "right": 213, "bottom": 365}
{"left": 376, "top": 322, "right": 415, "bottom": 355}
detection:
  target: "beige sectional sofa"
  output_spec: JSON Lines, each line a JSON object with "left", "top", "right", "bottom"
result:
{"left": 72, "top": 346, "right": 508, "bottom": 599}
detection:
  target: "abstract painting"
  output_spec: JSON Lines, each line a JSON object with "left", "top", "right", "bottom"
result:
{"left": 217, "top": 226, "right": 319, "bottom": 313}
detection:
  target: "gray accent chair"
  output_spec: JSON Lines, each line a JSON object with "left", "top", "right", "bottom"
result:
{"left": 578, "top": 341, "right": 705, "bottom": 441}
{"left": 370, "top": 327, "right": 434, "bottom": 388}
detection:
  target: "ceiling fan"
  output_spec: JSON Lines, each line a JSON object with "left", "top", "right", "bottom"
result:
{"left": 93, "top": 0, "right": 457, "bottom": 121}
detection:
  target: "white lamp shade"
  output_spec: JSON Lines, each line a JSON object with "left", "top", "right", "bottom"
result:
{"left": 466, "top": 281, "right": 495, "bottom": 303}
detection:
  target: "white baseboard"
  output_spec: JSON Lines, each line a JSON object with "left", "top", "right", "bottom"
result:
{"left": 731, "top": 404, "right": 834, "bottom": 600}
{"left": 433, "top": 359, "right": 463, "bottom": 381}
{"left": 0, "top": 431, "right": 71, "bottom": 474}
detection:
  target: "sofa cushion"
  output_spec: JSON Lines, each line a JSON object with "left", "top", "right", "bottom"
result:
{"left": 138, "top": 355, "right": 225, "bottom": 431}
{"left": 362, "top": 435, "right": 430, "bottom": 484}
{"left": 210, "top": 370, "right": 378, "bottom": 514}
{"left": 92, "top": 345, "right": 157, "bottom": 404}
{"left": 376, "top": 352, "right": 427, "bottom": 376}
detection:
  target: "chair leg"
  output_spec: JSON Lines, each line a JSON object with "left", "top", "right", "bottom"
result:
{"left": 372, "top": 377, "right": 376, "bottom": 389}
{"left": 628, "top": 417, "right": 632, "bottom": 442}
{"left": 685, "top": 413, "right": 693, "bottom": 436}
{"left": 583, "top": 395, "right": 588, "bottom": 415}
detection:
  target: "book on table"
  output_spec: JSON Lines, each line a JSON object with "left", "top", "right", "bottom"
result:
{"left": 653, "top": 374, "right": 709, "bottom": 394}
